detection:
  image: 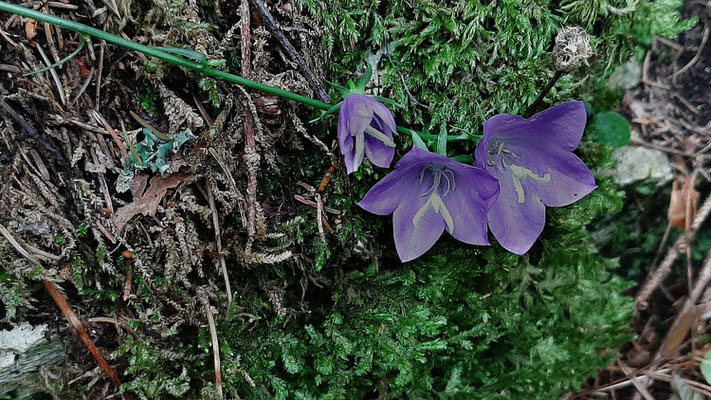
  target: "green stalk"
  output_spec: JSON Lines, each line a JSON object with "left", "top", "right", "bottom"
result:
{"left": 0, "top": 1, "right": 469, "bottom": 142}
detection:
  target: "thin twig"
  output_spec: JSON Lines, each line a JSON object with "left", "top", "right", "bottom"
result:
{"left": 0, "top": 96, "right": 67, "bottom": 164}
{"left": 618, "top": 360, "right": 655, "bottom": 400}
{"left": 241, "top": 0, "right": 259, "bottom": 246}
{"left": 1, "top": 224, "right": 121, "bottom": 388}
{"left": 672, "top": 25, "right": 710, "bottom": 83}
{"left": 636, "top": 193, "right": 711, "bottom": 310}
{"left": 0, "top": 222, "right": 41, "bottom": 265}
{"left": 71, "top": 67, "right": 94, "bottom": 105}
{"left": 198, "top": 289, "right": 223, "bottom": 399}
{"left": 248, "top": 0, "right": 330, "bottom": 103}
{"left": 206, "top": 180, "right": 233, "bottom": 312}
{"left": 524, "top": 70, "right": 563, "bottom": 117}
{"left": 629, "top": 139, "right": 711, "bottom": 160}
{"left": 89, "top": 110, "right": 129, "bottom": 160}
{"left": 95, "top": 40, "right": 105, "bottom": 109}
{"left": 43, "top": 280, "right": 122, "bottom": 388}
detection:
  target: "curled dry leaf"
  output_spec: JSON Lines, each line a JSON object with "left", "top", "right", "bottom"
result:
{"left": 25, "top": 18, "right": 37, "bottom": 41}
{"left": 111, "top": 173, "right": 192, "bottom": 233}
{"left": 74, "top": 58, "right": 91, "bottom": 78}
{"left": 668, "top": 173, "right": 699, "bottom": 230}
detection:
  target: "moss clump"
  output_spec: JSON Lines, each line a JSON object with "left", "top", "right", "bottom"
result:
{"left": 299, "top": 0, "right": 694, "bottom": 136}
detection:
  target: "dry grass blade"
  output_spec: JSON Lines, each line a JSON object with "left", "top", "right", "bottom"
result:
{"left": 198, "top": 289, "right": 223, "bottom": 399}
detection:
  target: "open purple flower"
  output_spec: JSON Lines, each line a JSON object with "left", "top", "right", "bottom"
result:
{"left": 338, "top": 94, "right": 397, "bottom": 174}
{"left": 359, "top": 147, "right": 499, "bottom": 262}
{"left": 474, "top": 101, "right": 597, "bottom": 255}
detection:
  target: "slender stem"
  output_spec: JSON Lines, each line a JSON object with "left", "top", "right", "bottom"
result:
{"left": 524, "top": 70, "right": 564, "bottom": 117}
{"left": 0, "top": 1, "right": 471, "bottom": 142}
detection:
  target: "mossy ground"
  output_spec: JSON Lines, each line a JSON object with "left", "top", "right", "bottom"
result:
{"left": 0, "top": 0, "right": 697, "bottom": 399}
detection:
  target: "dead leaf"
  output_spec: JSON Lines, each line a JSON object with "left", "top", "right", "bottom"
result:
{"left": 660, "top": 302, "right": 697, "bottom": 357}
{"left": 111, "top": 173, "right": 192, "bottom": 233}
{"left": 25, "top": 18, "right": 37, "bottom": 41}
{"left": 668, "top": 173, "right": 699, "bottom": 229}
{"left": 74, "top": 58, "right": 91, "bottom": 78}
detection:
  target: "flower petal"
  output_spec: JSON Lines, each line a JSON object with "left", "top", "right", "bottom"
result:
{"left": 486, "top": 166, "right": 546, "bottom": 255}
{"left": 530, "top": 150, "right": 597, "bottom": 207}
{"left": 345, "top": 94, "right": 376, "bottom": 136}
{"left": 368, "top": 98, "right": 397, "bottom": 135}
{"left": 358, "top": 159, "right": 421, "bottom": 216}
{"left": 392, "top": 194, "right": 445, "bottom": 262}
{"left": 482, "top": 101, "right": 587, "bottom": 153}
{"left": 442, "top": 163, "right": 499, "bottom": 245}
{"left": 364, "top": 131, "right": 395, "bottom": 169}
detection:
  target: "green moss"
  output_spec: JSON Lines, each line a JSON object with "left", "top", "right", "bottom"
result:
{"left": 28, "top": 0, "right": 693, "bottom": 398}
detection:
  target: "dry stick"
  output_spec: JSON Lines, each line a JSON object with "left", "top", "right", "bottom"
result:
{"left": 618, "top": 360, "right": 655, "bottom": 400}
{"left": 628, "top": 139, "right": 711, "bottom": 160}
{"left": 644, "top": 370, "right": 711, "bottom": 398}
{"left": 206, "top": 180, "right": 233, "bottom": 312}
{"left": 0, "top": 223, "right": 121, "bottom": 387}
{"left": 43, "top": 280, "right": 122, "bottom": 388}
{"left": 89, "top": 110, "right": 129, "bottom": 160}
{"left": 241, "top": 0, "right": 259, "bottom": 247}
{"left": 248, "top": 0, "right": 330, "bottom": 104}
{"left": 0, "top": 95, "right": 68, "bottom": 165}
{"left": 672, "top": 25, "right": 710, "bottom": 83}
{"left": 95, "top": 40, "right": 105, "bottom": 109}
{"left": 0, "top": 222, "right": 41, "bottom": 265}
{"left": 636, "top": 193, "right": 711, "bottom": 310}
{"left": 198, "top": 290, "right": 223, "bottom": 399}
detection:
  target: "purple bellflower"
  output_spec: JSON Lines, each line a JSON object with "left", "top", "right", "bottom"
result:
{"left": 359, "top": 147, "right": 499, "bottom": 262}
{"left": 474, "top": 101, "right": 597, "bottom": 255}
{"left": 338, "top": 94, "right": 398, "bottom": 174}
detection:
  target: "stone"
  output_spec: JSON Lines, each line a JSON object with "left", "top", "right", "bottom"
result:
{"left": 611, "top": 145, "right": 674, "bottom": 186}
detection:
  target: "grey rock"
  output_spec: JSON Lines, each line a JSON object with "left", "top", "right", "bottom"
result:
{"left": 612, "top": 145, "right": 674, "bottom": 186}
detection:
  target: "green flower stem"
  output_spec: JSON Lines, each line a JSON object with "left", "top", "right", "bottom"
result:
{"left": 0, "top": 1, "right": 468, "bottom": 142}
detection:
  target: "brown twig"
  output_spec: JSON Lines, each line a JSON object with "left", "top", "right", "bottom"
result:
{"left": 672, "top": 25, "right": 710, "bottom": 83}
{"left": 198, "top": 289, "right": 223, "bottom": 399}
{"left": 44, "top": 280, "right": 122, "bottom": 388}
{"left": 636, "top": 193, "right": 711, "bottom": 310}
{"left": 628, "top": 139, "right": 711, "bottom": 160}
{"left": 0, "top": 222, "right": 41, "bottom": 265}
{"left": 0, "top": 95, "right": 68, "bottom": 165}
{"left": 1, "top": 224, "right": 121, "bottom": 388}
{"left": 242, "top": 0, "right": 259, "bottom": 247}
{"left": 248, "top": 0, "right": 330, "bottom": 104}
{"left": 618, "top": 360, "right": 655, "bottom": 400}
{"left": 206, "top": 180, "right": 233, "bottom": 312}
{"left": 89, "top": 110, "right": 130, "bottom": 160}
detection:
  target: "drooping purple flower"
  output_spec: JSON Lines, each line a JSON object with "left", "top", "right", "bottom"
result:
{"left": 359, "top": 147, "right": 499, "bottom": 262}
{"left": 474, "top": 101, "right": 597, "bottom": 255}
{"left": 338, "top": 94, "right": 398, "bottom": 174}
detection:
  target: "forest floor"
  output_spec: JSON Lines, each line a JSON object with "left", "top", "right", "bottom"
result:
{"left": 0, "top": 0, "right": 710, "bottom": 399}
{"left": 572, "top": 1, "right": 711, "bottom": 399}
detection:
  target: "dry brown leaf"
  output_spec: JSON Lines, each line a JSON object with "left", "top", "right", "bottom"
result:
{"left": 668, "top": 174, "right": 699, "bottom": 229}
{"left": 25, "top": 18, "right": 37, "bottom": 41}
{"left": 111, "top": 173, "right": 192, "bottom": 233}
{"left": 660, "top": 302, "right": 697, "bottom": 357}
